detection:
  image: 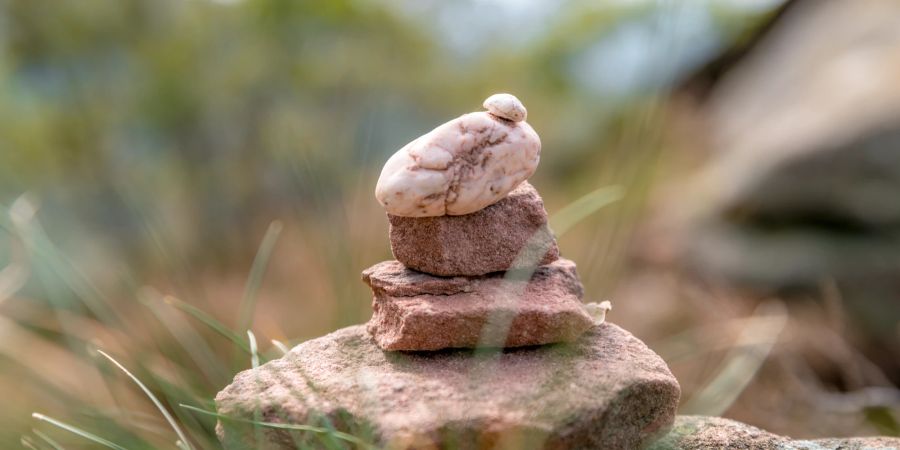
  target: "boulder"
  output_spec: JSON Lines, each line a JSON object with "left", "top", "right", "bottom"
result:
{"left": 215, "top": 323, "right": 681, "bottom": 450}
{"left": 648, "top": 415, "right": 900, "bottom": 450}
{"left": 388, "top": 182, "right": 558, "bottom": 277}
{"left": 363, "top": 258, "right": 591, "bottom": 351}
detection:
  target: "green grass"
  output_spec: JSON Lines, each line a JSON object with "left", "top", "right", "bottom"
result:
{"left": 180, "top": 405, "right": 377, "bottom": 450}
{"left": 97, "top": 350, "right": 195, "bottom": 450}
{"left": 4, "top": 189, "right": 395, "bottom": 449}
{"left": 6, "top": 195, "right": 291, "bottom": 449}
{"left": 3, "top": 183, "right": 629, "bottom": 450}
{"left": 31, "top": 414, "right": 131, "bottom": 450}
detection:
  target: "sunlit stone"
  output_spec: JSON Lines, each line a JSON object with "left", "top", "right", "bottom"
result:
{"left": 375, "top": 94, "right": 540, "bottom": 217}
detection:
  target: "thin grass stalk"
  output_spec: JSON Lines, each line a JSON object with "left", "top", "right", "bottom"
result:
{"left": 97, "top": 350, "right": 194, "bottom": 450}
{"left": 33, "top": 429, "right": 66, "bottom": 450}
{"left": 271, "top": 339, "right": 291, "bottom": 355}
{"left": 549, "top": 185, "right": 625, "bottom": 237}
{"left": 32, "top": 413, "right": 130, "bottom": 450}
{"left": 237, "top": 221, "right": 283, "bottom": 334}
{"left": 179, "top": 405, "right": 376, "bottom": 449}
{"left": 159, "top": 295, "right": 251, "bottom": 354}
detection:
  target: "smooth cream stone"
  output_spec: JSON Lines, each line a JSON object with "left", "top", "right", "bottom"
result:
{"left": 375, "top": 98, "right": 541, "bottom": 217}
{"left": 483, "top": 93, "right": 527, "bottom": 122}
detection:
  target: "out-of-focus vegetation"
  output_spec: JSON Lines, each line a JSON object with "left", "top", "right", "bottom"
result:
{"left": 0, "top": 0, "right": 770, "bottom": 271}
{"left": 8, "top": 0, "right": 894, "bottom": 448}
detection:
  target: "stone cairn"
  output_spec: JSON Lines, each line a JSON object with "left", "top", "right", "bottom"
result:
{"left": 215, "top": 94, "right": 681, "bottom": 450}
{"left": 368, "top": 93, "right": 603, "bottom": 352}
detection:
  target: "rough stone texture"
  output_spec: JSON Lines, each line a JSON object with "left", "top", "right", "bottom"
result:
{"left": 363, "top": 258, "right": 591, "bottom": 351}
{"left": 389, "top": 182, "right": 558, "bottom": 277}
{"left": 648, "top": 415, "right": 900, "bottom": 450}
{"left": 215, "top": 323, "right": 681, "bottom": 450}
{"left": 375, "top": 106, "right": 541, "bottom": 217}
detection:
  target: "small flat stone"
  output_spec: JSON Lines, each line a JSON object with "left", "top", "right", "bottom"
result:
{"left": 389, "top": 182, "right": 559, "bottom": 277}
{"left": 363, "top": 258, "right": 592, "bottom": 351}
{"left": 215, "top": 323, "right": 681, "bottom": 450}
{"left": 648, "top": 416, "right": 900, "bottom": 450}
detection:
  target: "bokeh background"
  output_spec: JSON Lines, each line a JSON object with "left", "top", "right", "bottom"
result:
{"left": 2, "top": 0, "right": 899, "bottom": 448}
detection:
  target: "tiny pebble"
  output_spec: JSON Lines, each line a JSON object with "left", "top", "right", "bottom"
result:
{"left": 483, "top": 93, "right": 527, "bottom": 122}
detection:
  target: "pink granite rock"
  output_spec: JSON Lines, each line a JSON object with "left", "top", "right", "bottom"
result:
{"left": 363, "top": 258, "right": 592, "bottom": 351}
{"left": 388, "top": 182, "right": 559, "bottom": 277}
{"left": 215, "top": 323, "right": 681, "bottom": 450}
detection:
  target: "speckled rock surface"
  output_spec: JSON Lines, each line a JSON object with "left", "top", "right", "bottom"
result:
{"left": 363, "top": 258, "right": 591, "bottom": 351}
{"left": 375, "top": 100, "right": 541, "bottom": 217}
{"left": 648, "top": 415, "right": 900, "bottom": 450}
{"left": 215, "top": 323, "right": 680, "bottom": 450}
{"left": 388, "top": 182, "right": 558, "bottom": 277}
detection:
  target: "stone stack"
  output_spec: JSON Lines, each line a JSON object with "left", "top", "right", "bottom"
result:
{"left": 365, "top": 183, "right": 599, "bottom": 351}
{"left": 365, "top": 93, "right": 604, "bottom": 352}
{"left": 363, "top": 94, "right": 594, "bottom": 351}
{"left": 215, "top": 95, "right": 680, "bottom": 450}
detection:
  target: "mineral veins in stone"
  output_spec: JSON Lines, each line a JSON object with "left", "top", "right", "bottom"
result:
{"left": 363, "top": 258, "right": 592, "bottom": 351}
{"left": 215, "top": 323, "right": 681, "bottom": 450}
{"left": 388, "top": 182, "right": 558, "bottom": 276}
{"left": 375, "top": 94, "right": 541, "bottom": 217}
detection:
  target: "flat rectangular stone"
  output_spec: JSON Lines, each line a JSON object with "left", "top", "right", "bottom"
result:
{"left": 363, "top": 258, "right": 594, "bottom": 351}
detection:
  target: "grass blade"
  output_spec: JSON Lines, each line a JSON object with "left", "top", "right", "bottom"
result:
{"left": 137, "top": 288, "right": 230, "bottom": 384}
{"left": 96, "top": 350, "right": 194, "bottom": 450}
{"left": 245, "top": 330, "right": 264, "bottom": 446}
{"left": 32, "top": 430, "right": 65, "bottom": 450}
{"left": 32, "top": 413, "right": 129, "bottom": 450}
{"left": 160, "top": 295, "right": 251, "bottom": 354}
{"left": 21, "top": 436, "right": 41, "bottom": 450}
{"left": 247, "top": 331, "right": 260, "bottom": 369}
{"left": 0, "top": 263, "right": 28, "bottom": 304}
{"left": 550, "top": 185, "right": 625, "bottom": 237}
{"left": 271, "top": 339, "right": 290, "bottom": 355}
{"left": 681, "top": 301, "right": 788, "bottom": 415}
{"left": 237, "top": 221, "right": 283, "bottom": 333}
{"left": 5, "top": 195, "right": 118, "bottom": 325}
{"left": 180, "top": 404, "right": 376, "bottom": 449}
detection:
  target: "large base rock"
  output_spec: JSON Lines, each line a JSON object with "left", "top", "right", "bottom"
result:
{"left": 649, "top": 416, "right": 900, "bottom": 450}
{"left": 388, "top": 182, "right": 558, "bottom": 277}
{"left": 215, "top": 323, "right": 680, "bottom": 450}
{"left": 363, "top": 259, "right": 592, "bottom": 351}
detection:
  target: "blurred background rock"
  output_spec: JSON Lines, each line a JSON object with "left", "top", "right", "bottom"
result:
{"left": 0, "top": 0, "right": 898, "bottom": 448}
{"left": 683, "top": 0, "right": 900, "bottom": 384}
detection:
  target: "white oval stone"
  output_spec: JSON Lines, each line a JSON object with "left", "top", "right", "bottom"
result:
{"left": 483, "top": 93, "right": 527, "bottom": 122}
{"left": 375, "top": 109, "right": 541, "bottom": 217}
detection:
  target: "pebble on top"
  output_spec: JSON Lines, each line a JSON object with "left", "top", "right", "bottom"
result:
{"left": 483, "top": 93, "right": 527, "bottom": 122}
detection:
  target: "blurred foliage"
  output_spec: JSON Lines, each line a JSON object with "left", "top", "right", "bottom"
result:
{"left": 2, "top": 0, "right": 444, "bottom": 267}
{"left": 0, "top": 0, "right": 770, "bottom": 269}
{"left": 0, "top": 0, "right": 788, "bottom": 448}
